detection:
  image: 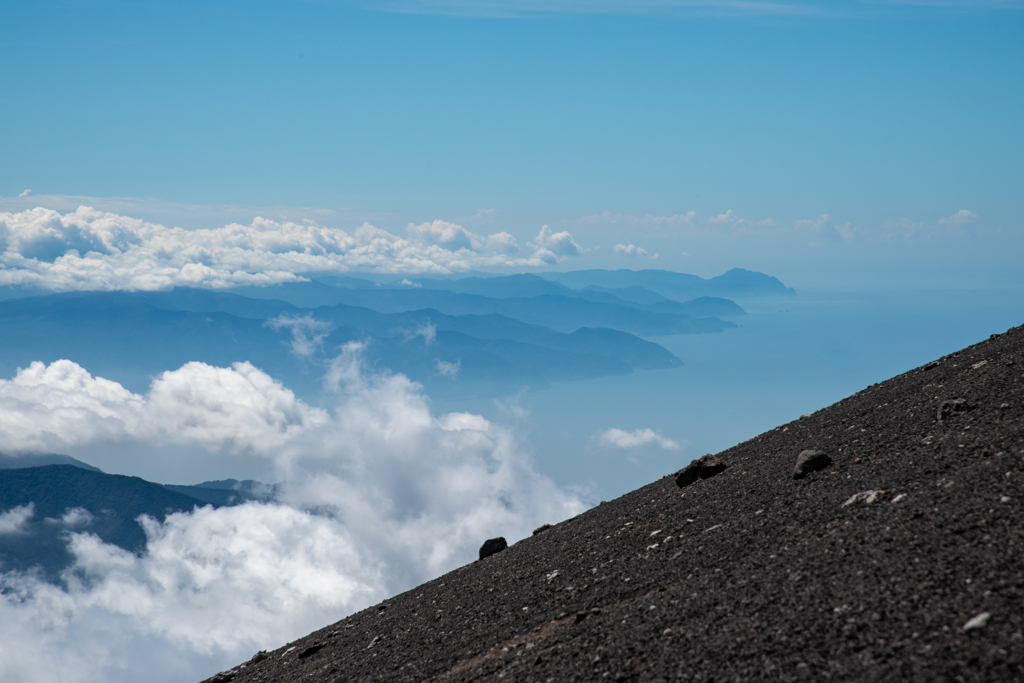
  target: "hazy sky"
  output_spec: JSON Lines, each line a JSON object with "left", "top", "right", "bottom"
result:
{"left": 3, "top": 0, "right": 1022, "bottom": 288}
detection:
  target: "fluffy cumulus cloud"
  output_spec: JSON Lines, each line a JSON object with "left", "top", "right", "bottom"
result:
{"left": 594, "top": 427, "right": 680, "bottom": 451}
{"left": 0, "top": 359, "right": 329, "bottom": 455}
{"left": 0, "top": 352, "right": 584, "bottom": 683}
{"left": 0, "top": 207, "right": 583, "bottom": 292}
{"left": 528, "top": 225, "right": 584, "bottom": 261}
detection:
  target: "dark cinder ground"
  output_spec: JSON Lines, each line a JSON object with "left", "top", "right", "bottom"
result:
{"left": 205, "top": 324, "right": 1024, "bottom": 683}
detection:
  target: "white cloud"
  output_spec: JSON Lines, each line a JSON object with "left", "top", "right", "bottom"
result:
{"left": 435, "top": 359, "right": 461, "bottom": 376}
{"left": 0, "top": 207, "right": 563, "bottom": 292}
{"left": 940, "top": 209, "right": 979, "bottom": 225}
{"left": 575, "top": 210, "right": 783, "bottom": 239}
{"left": 0, "top": 503, "right": 34, "bottom": 534}
{"left": 18, "top": 189, "right": 32, "bottom": 198}
{"left": 407, "top": 219, "right": 481, "bottom": 251}
{"left": 794, "top": 214, "right": 829, "bottom": 233}
{"left": 613, "top": 243, "right": 649, "bottom": 256}
{"left": 0, "top": 359, "right": 329, "bottom": 455}
{"left": 529, "top": 225, "right": 583, "bottom": 258}
{"left": 404, "top": 321, "right": 436, "bottom": 345}
{"left": 594, "top": 428, "right": 680, "bottom": 451}
{"left": 266, "top": 314, "right": 330, "bottom": 358}
{"left": 709, "top": 209, "right": 737, "bottom": 225}
{"left": 834, "top": 221, "right": 861, "bottom": 241}
{"left": 60, "top": 507, "right": 95, "bottom": 528}
{"left": 0, "top": 353, "right": 584, "bottom": 683}
{"left": 484, "top": 231, "right": 520, "bottom": 254}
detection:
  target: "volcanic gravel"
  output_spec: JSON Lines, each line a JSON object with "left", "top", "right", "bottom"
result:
{"left": 204, "top": 324, "right": 1024, "bottom": 683}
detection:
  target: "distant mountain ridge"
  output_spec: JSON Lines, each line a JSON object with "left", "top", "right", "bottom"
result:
{"left": 0, "top": 291, "right": 697, "bottom": 399}
{"left": 0, "top": 462, "right": 277, "bottom": 582}
{"left": 0, "top": 452, "right": 102, "bottom": 472}
{"left": 0, "top": 268, "right": 790, "bottom": 399}
{"left": 0, "top": 465, "right": 215, "bottom": 581}
{"left": 541, "top": 267, "right": 795, "bottom": 299}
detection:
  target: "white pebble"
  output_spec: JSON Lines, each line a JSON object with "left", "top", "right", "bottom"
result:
{"left": 963, "top": 612, "right": 991, "bottom": 631}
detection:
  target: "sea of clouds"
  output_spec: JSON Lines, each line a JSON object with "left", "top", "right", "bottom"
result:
{"left": 0, "top": 206, "right": 584, "bottom": 292}
{"left": 0, "top": 343, "right": 585, "bottom": 683}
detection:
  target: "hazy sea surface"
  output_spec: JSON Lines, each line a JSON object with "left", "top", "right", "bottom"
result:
{"left": 431, "top": 287, "right": 1024, "bottom": 503}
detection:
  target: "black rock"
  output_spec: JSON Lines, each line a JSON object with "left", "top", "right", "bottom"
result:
{"left": 532, "top": 524, "right": 553, "bottom": 535}
{"left": 479, "top": 537, "right": 508, "bottom": 560}
{"left": 675, "top": 454, "right": 732, "bottom": 488}
{"left": 793, "top": 449, "right": 831, "bottom": 479}
{"left": 298, "top": 643, "right": 326, "bottom": 659}
{"left": 698, "top": 455, "right": 731, "bottom": 479}
{"left": 937, "top": 398, "right": 973, "bottom": 424}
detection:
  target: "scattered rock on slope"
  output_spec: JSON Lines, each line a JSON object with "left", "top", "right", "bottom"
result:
{"left": 792, "top": 448, "right": 831, "bottom": 479}
{"left": 674, "top": 454, "right": 732, "bottom": 487}
{"left": 478, "top": 537, "right": 507, "bottom": 560}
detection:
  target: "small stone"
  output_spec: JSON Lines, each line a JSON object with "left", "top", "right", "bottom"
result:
{"left": 675, "top": 454, "right": 732, "bottom": 488}
{"left": 800, "top": 413, "right": 811, "bottom": 419}
{"left": 793, "top": 450, "right": 831, "bottom": 479}
{"left": 533, "top": 524, "right": 553, "bottom": 535}
{"left": 249, "top": 651, "right": 268, "bottom": 663}
{"left": 891, "top": 493, "right": 908, "bottom": 504}
{"left": 479, "top": 537, "right": 508, "bottom": 560}
{"left": 963, "top": 612, "right": 991, "bottom": 631}
{"left": 842, "top": 490, "right": 888, "bottom": 507}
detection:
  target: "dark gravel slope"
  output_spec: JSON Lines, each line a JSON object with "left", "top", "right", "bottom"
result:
{"left": 206, "top": 324, "right": 1024, "bottom": 683}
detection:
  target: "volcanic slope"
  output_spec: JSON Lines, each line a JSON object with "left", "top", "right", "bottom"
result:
{"left": 205, "top": 325, "right": 1024, "bottom": 683}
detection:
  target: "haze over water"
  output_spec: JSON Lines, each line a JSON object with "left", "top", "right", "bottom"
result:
{"left": 433, "top": 287, "right": 1024, "bottom": 501}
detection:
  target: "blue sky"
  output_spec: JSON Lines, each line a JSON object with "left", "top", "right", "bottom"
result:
{"left": 2, "top": 0, "right": 1023, "bottom": 288}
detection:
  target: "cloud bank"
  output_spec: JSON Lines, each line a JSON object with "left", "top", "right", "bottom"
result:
{"left": 0, "top": 207, "right": 583, "bottom": 292}
{"left": 0, "top": 352, "right": 584, "bottom": 683}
